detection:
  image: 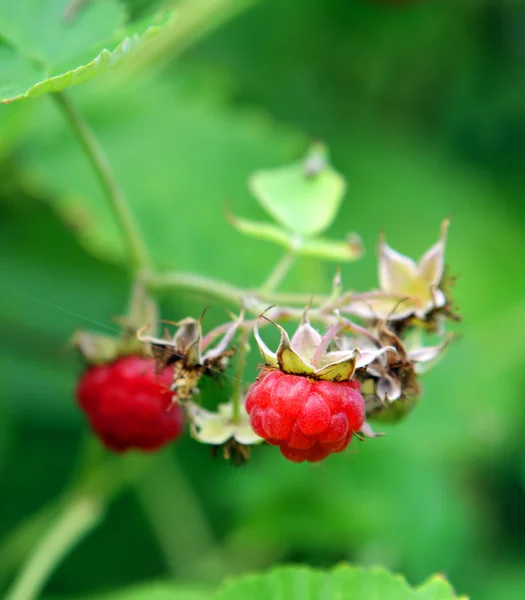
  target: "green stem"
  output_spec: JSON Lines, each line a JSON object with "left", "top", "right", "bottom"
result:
{"left": 134, "top": 452, "right": 223, "bottom": 580}
{"left": 4, "top": 495, "right": 104, "bottom": 600}
{"left": 52, "top": 91, "right": 151, "bottom": 272}
{"left": 147, "top": 271, "right": 246, "bottom": 308}
{"left": 260, "top": 251, "right": 296, "bottom": 294}
{"left": 230, "top": 330, "right": 250, "bottom": 423}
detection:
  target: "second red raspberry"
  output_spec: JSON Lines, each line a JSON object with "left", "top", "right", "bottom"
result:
{"left": 76, "top": 356, "right": 184, "bottom": 452}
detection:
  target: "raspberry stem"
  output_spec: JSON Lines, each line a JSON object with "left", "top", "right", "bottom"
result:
{"left": 231, "top": 330, "right": 250, "bottom": 423}
{"left": 5, "top": 495, "right": 104, "bottom": 600}
{"left": 260, "top": 250, "right": 296, "bottom": 294}
{"left": 52, "top": 91, "right": 151, "bottom": 273}
{"left": 146, "top": 271, "right": 320, "bottom": 311}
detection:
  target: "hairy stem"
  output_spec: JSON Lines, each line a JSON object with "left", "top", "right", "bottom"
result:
{"left": 148, "top": 271, "right": 247, "bottom": 308}
{"left": 53, "top": 91, "right": 151, "bottom": 272}
{"left": 146, "top": 271, "right": 320, "bottom": 311}
{"left": 230, "top": 330, "right": 250, "bottom": 423}
{"left": 260, "top": 251, "right": 296, "bottom": 294}
{"left": 4, "top": 495, "right": 104, "bottom": 600}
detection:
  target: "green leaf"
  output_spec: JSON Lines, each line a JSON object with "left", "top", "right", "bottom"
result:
{"left": 249, "top": 144, "right": 346, "bottom": 237}
{"left": 0, "top": 1, "right": 169, "bottom": 103}
{"left": 229, "top": 214, "right": 362, "bottom": 261}
{"left": 414, "top": 574, "right": 469, "bottom": 600}
{"left": 17, "top": 78, "right": 303, "bottom": 284}
{"left": 228, "top": 213, "right": 292, "bottom": 248}
{"left": 216, "top": 565, "right": 465, "bottom": 600}
{"left": 299, "top": 234, "right": 362, "bottom": 262}
{"left": 45, "top": 568, "right": 465, "bottom": 600}
{"left": 52, "top": 582, "right": 211, "bottom": 600}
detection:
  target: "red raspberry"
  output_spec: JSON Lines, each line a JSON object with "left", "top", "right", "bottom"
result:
{"left": 76, "top": 356, "right": 184, "bottom": 452}
{"left": 245, "top": 369, "right": 365, "bottom": 463}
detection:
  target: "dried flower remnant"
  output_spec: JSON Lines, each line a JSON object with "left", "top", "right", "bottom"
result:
{"left": 138, "top": 311, "right": 243, "bottom": 403}
{"left": 356, "top": 323, "right": 452, "bottom": 422}
{"left": 345, "top": 219, "right": 451, "bottom": 322}
{"left": 188, "top": 401, "right": 263, "bottom": 465}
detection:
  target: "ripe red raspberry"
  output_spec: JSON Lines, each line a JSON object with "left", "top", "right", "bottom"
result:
{"left": 245, "top": 369, "right": 365, "bottom": 463}
{"left": 76, "top": 355, "right": 184, "bottom": 452}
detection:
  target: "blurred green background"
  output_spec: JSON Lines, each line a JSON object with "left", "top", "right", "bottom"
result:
{"left": 2, "top": 0, "right": 525, "bottom": 598}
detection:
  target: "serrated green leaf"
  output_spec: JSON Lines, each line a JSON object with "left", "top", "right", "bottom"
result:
{"left": 0, "top": 1, "right": 170, "bottom": 103}
{"left": 414, "top": 574, "right": 468, "bottom": 600}
{"left": 249, "top": 146, "right": 346, "bottom": 237}
{"left": 216, "top": 565, "right": 465, "bottom": 600}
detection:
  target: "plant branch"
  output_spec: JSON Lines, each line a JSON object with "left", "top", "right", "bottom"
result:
{"left": 260, "top": 251, "right": 296, "bottom": 294}
{"left": 146, "top": 271, "right": 321, "bottom": 311}
{"left": 53, "top": 91, "right": 151, "bottom": 272}
{"left": 230, "top": 330, "right": 250, "bottom": 423}
{"left": 4, "top": 495, "right": 104, "bottom": 600}
{"left": 147, "top": 271, "right": 247, "bottom": 307}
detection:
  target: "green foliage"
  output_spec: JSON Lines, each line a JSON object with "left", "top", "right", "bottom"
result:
{"left": 2, "top": 2, "right": 525, "bottom": 600}
{"left": 55, "top": 566, "right": 463, "bottom": 600}
{"left": 249, "top": 145, "right": 346, "bottom": 237}
{"left": 16, "top": 79, "right": 303, "bottom": 277}
{"left": 228, "top": 214, "right": 362, "bottom": 261}
{"left": 216, "top": 566, "right": 463, "bottom": 600}
{"left": 70, "top": 582, "right": 210, "bottom": 600}
{"left": 0, "top": 0, "right": 167, "bottom": 103}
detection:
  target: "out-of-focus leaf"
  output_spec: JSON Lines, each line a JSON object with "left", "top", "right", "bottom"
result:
{"left": 0, "top": 1, "right": 170, "bottom": 103}
{"left": 48, "top": 566, "right": 464, "bottom": 600}
{"left": 298, "top": 234, "right": 362, "bottom": 261}
{"left": 414, "top": 575, "right": 468, "bottom": 600}
{"left": 228, "top": 214, "right": 292, "bottom": 248}
{"left": 229, "top": 213, "right": 362, "bottom": 261}
{"left": 49, "top": 582, "right": 211, "bottom": 599}
{"left": 216, "top": 565, "right": 464, "bottom": 600}
{"left": 0, "top": 199, "right": 128, "bottom": 422}
{"left": 18, "top": 78, "right": 304, "bottom": 285}
{"left": 249, "top": 145, "right": 346, "bottom": 237}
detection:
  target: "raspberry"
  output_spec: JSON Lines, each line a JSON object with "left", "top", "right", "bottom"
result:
{"left": 245, "top": 369, "right": 365, "bottom": 463}
{"left": 76, "top": 355, "right": 184, "bottom": 452}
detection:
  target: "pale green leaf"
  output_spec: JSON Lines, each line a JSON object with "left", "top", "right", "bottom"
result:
{"left": 0, "top": 1, "right": 169, "bottom": 103}
{"left": 229, "top": 214, "right": 362, "bottom": 261}
{"left": 228, "top": 214, "right": 292, "bottom": 249}
{"left": 216, "top": 565, "right": 465, "bottom": 600}
{"left": 299, "top": 234, "right": 362, "bottom": 262}
{"left": 249, "top": 146, "right": 346, "bottom": 236}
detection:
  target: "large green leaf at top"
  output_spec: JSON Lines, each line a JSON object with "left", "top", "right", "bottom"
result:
{"left": 0, "top": 0, "right": 167, "bottom": 103}
{"left": 249, "top": 145, "right": 346, "bottom": 237}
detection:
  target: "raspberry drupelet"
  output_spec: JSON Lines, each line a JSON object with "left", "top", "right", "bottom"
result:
{"left": 246, "top": 368, "right": 364, "bottom": 463}
{"left": 77, "top": 355, "right": 184, "bottom": 452}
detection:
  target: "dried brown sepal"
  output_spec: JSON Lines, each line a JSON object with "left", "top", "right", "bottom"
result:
{"left": 138, "top": 311, "right": 243, "bottom": 403}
